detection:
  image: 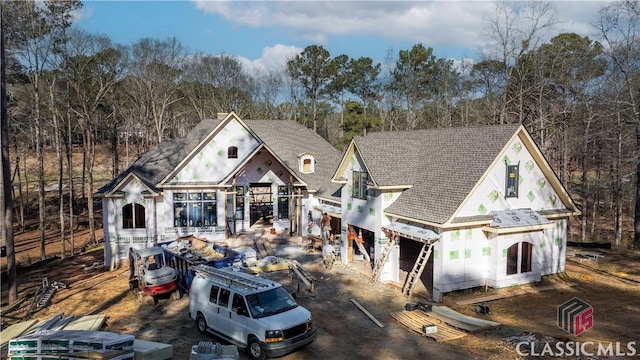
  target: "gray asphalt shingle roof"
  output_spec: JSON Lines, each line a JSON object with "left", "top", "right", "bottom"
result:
{"left": 97, "top": 118, "right": 342, "bottom": 201}
{"left": 245, "top": 120, "right": 343, "bottom": 200}
{"left": 353, "top": 124, "right": 521, "bottom": 225}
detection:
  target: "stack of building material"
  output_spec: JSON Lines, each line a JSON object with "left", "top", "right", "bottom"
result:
{"left": 7, "top": 330, "right": 135, "bottom": 359}
{"left": 190, "top": 341, "right": 239, "bottom": 360}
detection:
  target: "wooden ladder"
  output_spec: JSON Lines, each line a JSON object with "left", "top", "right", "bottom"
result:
{"left": 369, "top": 237, "right": 395, "bottom": 285}
{"left": 402, "top": 242, "right": 433, "bottom": 298}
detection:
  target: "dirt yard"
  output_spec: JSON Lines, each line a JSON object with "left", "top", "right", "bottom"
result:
{"left": 2, "top": 227, "right": 640, "bottom": 360}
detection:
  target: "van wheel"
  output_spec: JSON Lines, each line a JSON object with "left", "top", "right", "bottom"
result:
{"left": 196, "top": 314, "right": 208, "bottom": 335}
{"left": 248, "top": 337, "right": 266, "bottom": 360}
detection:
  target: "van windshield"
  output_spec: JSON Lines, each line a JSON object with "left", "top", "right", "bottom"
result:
{"left": 245, "top": 287, "right": 298, "bottom": 319}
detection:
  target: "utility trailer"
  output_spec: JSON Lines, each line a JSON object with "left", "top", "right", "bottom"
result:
{"left": 128, "top": 247, "right": 180, "bottom": 305}
{"left": 159, "top": 239, "right": 245, "bottom": 294}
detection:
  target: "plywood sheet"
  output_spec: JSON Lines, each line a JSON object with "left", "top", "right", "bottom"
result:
{"left": 432, "top": 306, "right": 500, "bottom": 328}
{"left": 62, "top": 314, "right": 107, "bottom": 331}
{"left": 389, "top": 311, "right": 466, "bottom": 342}
{"left": 0, "top": 319, "right": 39, "bottom": 348}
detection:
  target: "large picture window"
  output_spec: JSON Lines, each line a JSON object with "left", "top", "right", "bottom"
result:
{"left": 352, "top": 170, "right": 368, "bottom": 199}
{"left": 174, "top": 192, "right": 217, "bottom": 227}
{"left": 122, "top": 203, "right": 145, "bottom": 229}
{"left": 505, "top": 163, "right": 519, "bottom": 198}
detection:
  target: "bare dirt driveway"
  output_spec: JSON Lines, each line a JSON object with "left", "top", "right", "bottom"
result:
{"left": 3, "top": 227, "right": 640, "bottom": 360}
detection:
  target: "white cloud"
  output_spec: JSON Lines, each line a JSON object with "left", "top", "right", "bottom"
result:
{"left": 193, "top": 1, "right": 609, "bottom": 49}
{"left": 193, "top": 1, "right": 494, "bottom": 50}
{"left": 72, "top": 5, "right": 93, "bottom": 22}
{"left": 237, "top": 44, "right": 303, "bottom": 76}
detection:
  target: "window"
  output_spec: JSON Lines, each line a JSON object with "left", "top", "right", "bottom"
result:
{"left": 352, "top": 170, "right": 368, "bottom": 199}
{"left": 235, "top": 186, "right": 245, "bottom": 220}
{"left": 278, "top": 186, "right": 289, "bottom": 219}
{"left": 219, "top": 288, "right": 231, "bottom": 308}
{"left": 232, "top": 293, "right": 248, "bottom": 315}
{"left": 174, "top": 192, "right": 217, "bottom": 227}
{"left": 298, "top": 153, "right": 315, "bottom": 174}
{"left": 505, "top": 163, "right": 519, "bottom": 198}
{"left": 122, "top": 203, "right": 145, "bottom": 229}
{"left": 506, "top": 241, "right": 533, "bottom": 275}
{"left": 209, "top": 285, "right": 220, "bottom": 304}
{"left": 228, "top": 146, "right": 238, "bottom": 159}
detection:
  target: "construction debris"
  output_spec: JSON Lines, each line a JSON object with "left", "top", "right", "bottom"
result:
{"left": 190, "top": 341, "right": 238, "bottom": 359}
{"left": 389, "top": 310, "right": 466, "bottom": 342}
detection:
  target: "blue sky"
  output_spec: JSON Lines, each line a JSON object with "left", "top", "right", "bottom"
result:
{"left": 73, "top": 1, "right": 610, "bottom": 75}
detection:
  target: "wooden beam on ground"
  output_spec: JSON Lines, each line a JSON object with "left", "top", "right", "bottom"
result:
{"left": 253, "top": 235, "right": 270, "bottom": 258}
{"left": 455, "top": 283, "right": 577, "bottom": 306}
{"left": 350, "top": 298, "right": 384, "bottom": 328}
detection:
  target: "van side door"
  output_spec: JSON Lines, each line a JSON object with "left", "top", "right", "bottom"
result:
{"left": 216, "top": 288, "right": 234, "bottom": 339}
{"left": 204, "top": 284, "right": 221, "bottom": 331}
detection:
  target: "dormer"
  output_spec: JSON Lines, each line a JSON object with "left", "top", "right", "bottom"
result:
{"left": 298, "top": 153, "right": 315, "bottom": 174}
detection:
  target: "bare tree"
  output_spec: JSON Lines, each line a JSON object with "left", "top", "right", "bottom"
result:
{"left": 596, "top": 0, "right": 640, "bottom": 248}
{"left": 481, "top": 1, "right": 556, "bottom": 125}
{"left": 1, "top": 0, "right": 17, "bottom": 303}
{"left": 126, "top": 37, "right": 184, "bottom": 145}
{"left": 64, "top": 29, "right": 125, "bottom": 246}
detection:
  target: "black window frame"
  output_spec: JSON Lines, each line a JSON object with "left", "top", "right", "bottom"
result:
{"left": 228, "top": 146, "right": 238, "bottom": 159}
{"left": 278, "top": 185, "right": 289, "bottom": 219}
{"left": 506, "top": 241, "right": 533, "bottom": 275}
{"left": 352, "top": 170, "right": 368, "bottom": 200}
{"left": 122, "top": 203, "right": 146, "bottom": 229}
{"left": 173, "top": 191, "right": 217, "bottom": 227}
{"left": 505, "top": 163, "right": 519, "bottom": 198}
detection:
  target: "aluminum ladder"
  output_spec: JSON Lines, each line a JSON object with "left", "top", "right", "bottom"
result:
{"left": 192, "top": 264, "right": 271, "bottom": 290}
{"left": 402, "top": 242, "right": 434, "bottom": 298}
{"left": 369, "top": 237, "right": 395, "bottom": 285}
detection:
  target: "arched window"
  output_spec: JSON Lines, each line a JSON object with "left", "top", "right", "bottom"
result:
{"left": 506, "top": 241, "right": 533, "bottom": 275}
{"left": 123, "top": 203, "right": 146, "bottom": 229}
{"left": 228, "top": 146, "right": 238, "bottom": 159}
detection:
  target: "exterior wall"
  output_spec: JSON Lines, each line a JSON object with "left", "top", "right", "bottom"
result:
{"left": 103, "top": 177, "right": 159, "bottom": 268}
{"left": 433, "top": 226, "right": 556, "bottom": 298}
{"left": 336, "top": 152, "right": 397, "bottom": 279}
{"left": 457, "top": 133, "right": 567, "bottom": 217}
{"left": 540, "top": 219, "right": 567, "bottom": 275}
{"left": 490, "top": 232, "right": 542, "bottom": 288}
{"left": 167, "top": 118, "right": 260, "bottom": 184}
{"left": 433, "top": 228, "right": 491, "bottom": 298}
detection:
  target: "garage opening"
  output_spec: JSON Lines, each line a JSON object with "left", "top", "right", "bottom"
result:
{"left": 400, "top": 238, "right": 434, "bottom": 298}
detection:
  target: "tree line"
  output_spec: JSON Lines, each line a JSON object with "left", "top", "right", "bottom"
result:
{"left": 1, "top": 1, "right": 639, "bottom": 303}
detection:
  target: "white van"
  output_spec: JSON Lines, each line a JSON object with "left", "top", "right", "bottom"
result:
{"left": 189, "top": 265, "right": 317, "bottom": 360}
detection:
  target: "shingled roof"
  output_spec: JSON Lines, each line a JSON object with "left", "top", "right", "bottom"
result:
{"left": 97, "top": 117, "right": 342, "bottom": 201}
{"left": 244, "top": 120, "right": 343, "bottom": 200}
{"left": 353, "top": 124, "right": 522, "bottom": 225}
